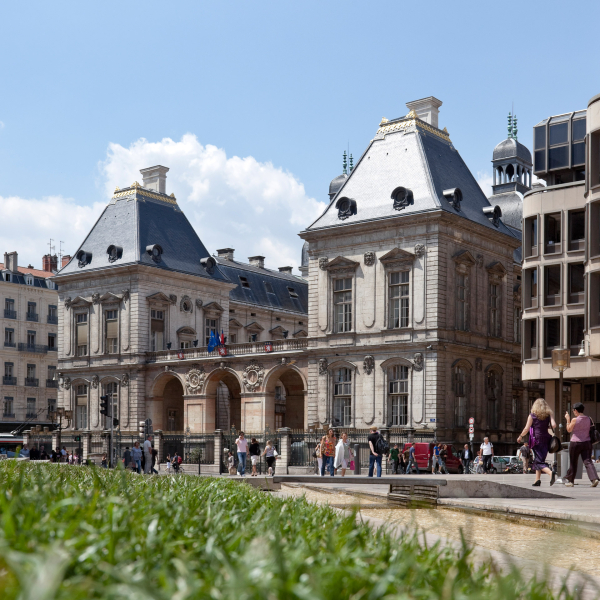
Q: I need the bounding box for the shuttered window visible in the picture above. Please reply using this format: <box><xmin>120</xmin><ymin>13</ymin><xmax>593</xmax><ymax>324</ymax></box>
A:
<box><xmin>106</xmin><ymin>310</ymin><xmax>118</xmax><ymax>354</ymax></box>
<box><xmin>76</xmin><ymin>313</ymin><xmax>88</xmax><ymax>356</ymax></box>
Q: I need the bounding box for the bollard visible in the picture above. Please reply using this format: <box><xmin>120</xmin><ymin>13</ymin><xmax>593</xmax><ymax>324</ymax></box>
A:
<box><xmin>354</xmin><ymin>444</ymin><xmax>360</xmax><ymax>475</ymax></box>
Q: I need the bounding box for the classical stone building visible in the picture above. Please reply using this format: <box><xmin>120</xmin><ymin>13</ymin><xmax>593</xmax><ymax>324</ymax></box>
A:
<box><xmin>1</xmin><ymin>251</ymin><xmax>61</xmax><ymax>431</ymax></box>
<box><xmin>300</xmin><ymin>97</ymin><xmax>527</xmax><ymax>451</ymax></box>
<box><xmin>52</xmin><ymin>167</ymin><xmax>309</xmax><ymax>441</ymax></box>
<box><xmin>522</xmin><ymin>96</ymin><xmax>600</xmax><ymax>429</ymax></box>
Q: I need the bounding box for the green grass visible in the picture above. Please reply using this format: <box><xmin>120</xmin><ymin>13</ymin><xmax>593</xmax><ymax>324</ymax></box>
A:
<box><xmin>0</xmin><ymin>462</ymin><xmax>581</xmax><ymax>599</ymax></box>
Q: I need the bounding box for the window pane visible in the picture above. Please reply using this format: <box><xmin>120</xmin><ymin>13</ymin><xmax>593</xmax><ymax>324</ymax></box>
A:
<box><xmin>572</xmin><ymin>119</ymin><xmax>586</xmax><ymax>142</ymax></box>
<box><xmin>572</xmin><ymin>142</ymin><xmax>585</xmax><ymax>166</ymax></box>
<box><xmin>546</xmin><ymin>265</ymin><xmax>561</xmax><ymax>295</ymax></box>
<box><xmin>545</xmin><ymin>214</ymin><xmax>561</xmax><ymax>244</ymax></box>
<box><xmin>534</xmin><ymin>126</ymin><xmax>546</xmax><ymax>150</ymax></box>
<box><xmin>546</xmin><ymin>318</ymin><xmax>560</xmax><ymax>348</ymax></box>
<box><xmin>570</xmin><ymin>210</ymin><xmax>585</xmax><ymax>241</ymax></box>
<box><xmin>569</xmin><ymin>263</ymin><xmax>585</xmax><ymax>294</ymax></box>
<box><xmin>534</xmin><ymin>150</ymin><xmax>545</xmax><ymax>172</ymax></box>
<box><xmin>569</xmin><ymin>315</ymin><xmax>585</xmax><ymax>348</ymax></box>
<box><xmin>549</xmin><ymin>122</ymin><xmax>568</xmax><ymax>146</ymax></box>
<box><xmin>549</xmin><ymin>146</ymin><xmax>569</xmax><ymax>169</ymax></box>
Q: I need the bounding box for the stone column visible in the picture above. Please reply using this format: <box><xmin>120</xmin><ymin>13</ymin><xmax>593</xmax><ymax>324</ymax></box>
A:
<box><xmin>214</xmin><ymin>429</ymin><xmax>223</xmax><ymax>474</ymax></box>
<box><xmin>154</xmin><ymin>430</ymin><xmax>164</xmax><ymax>465</ymax></box>
<box><xmin>277</xmin><ymin>427</ymin><xmax>291</xmax><ymax>474</ymax></box>
<box><xmin>380</xmin><ymin>427</ymin><xmax>390</xmax><ymax>474</ymax></box>
<box><xmin>52</xmin><ymin>431</ymin><xmax>60</xmax><ymax>454</ymax></box>
<box><xmin>82</xmin><ymin>430</ymin><xmax>91</xmax><ymax>461</ymax></box>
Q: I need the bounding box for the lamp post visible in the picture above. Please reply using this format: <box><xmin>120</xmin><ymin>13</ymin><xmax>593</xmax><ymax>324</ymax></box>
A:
<box><xmin>551</xmin><ymin>349</ymin><xmax>571</xmax><ymax>442</ymax></box>
<box><xmin>49</xmin><ymin>407</ymin><xmax>73</xmax><ymax>453</ymax></box>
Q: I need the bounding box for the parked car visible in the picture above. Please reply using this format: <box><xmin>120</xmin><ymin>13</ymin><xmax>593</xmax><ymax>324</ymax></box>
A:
<box><xmin>470</xmin><ymin>455</ymin><xmax>509</xmax><ymax>474</ymax></box>
<box><xmin>402</xmin><ymin>443</ymin><xmax>464</xmax><ymax>474</ymax></box>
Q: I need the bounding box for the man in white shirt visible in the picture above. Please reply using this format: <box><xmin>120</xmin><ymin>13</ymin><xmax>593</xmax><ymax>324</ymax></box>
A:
<box><xmin>480</xmin><ymin>437</ymin><xmax>494</xmax><ymax>474</ymax></box>
<box><xmin>143</xmin><ymin>435</ymin><xmax>153</xmax><ymax>474</ymax></box>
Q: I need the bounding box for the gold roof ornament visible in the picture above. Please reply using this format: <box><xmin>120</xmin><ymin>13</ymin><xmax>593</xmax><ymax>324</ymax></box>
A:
<box><xmin>406</xmin><ymin>110</ymin><xmax>418</xmax><ymax>119</ymax></box>
<box><xmin>131</xmin><ymin>181</ymin><xmax>141</xmax><ymax>188</ymax></box>
<box><xmin>443</xmin><ymin>127</ymin><xmax>449</xmax><ymax>134</ymax></box>
<box><xmin>170</xmin><ymin>193</ymin><xmax>175</xmax><ymax>197</ymax></box>
<box><xmin>114</xmin><ymin>186</ymin><xmax>120</xmax><ymax>192</ymax></box>
<box><xmin>379</xmin><ymin>117</ymin><xmax>389</xmax><ymax>125</ymax></box>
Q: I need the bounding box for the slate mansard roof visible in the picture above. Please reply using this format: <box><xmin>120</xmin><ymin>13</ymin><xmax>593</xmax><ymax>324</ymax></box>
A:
<box><xmin>305</xmin><ymin>113</ymin><xmax>519</xmax><ymax>239</ymax></box>
<box><xmin>215</xmin><ymin>257</ymin><xmax>308</xmax><ymax>315</ymax></box>
<box><xmin>57</xmin><ymin>183</ymin><xmax>229</xmax><ymax>283</ymax></box>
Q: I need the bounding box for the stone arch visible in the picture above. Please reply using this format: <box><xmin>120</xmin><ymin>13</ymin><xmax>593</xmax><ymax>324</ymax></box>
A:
<box><xmin>148</xmin><ymin>371</ymin><xmax>186</xmax><ymax>432</ymax></box>
<box><xmin>264</xmin><ymin>364</ymin><xmax>307</xmax><ymax>430</ymax></box>
<box><xmin>204</xmin><ymin>368</ymin><xmax>243</xmax><ymax>431</ymax></box>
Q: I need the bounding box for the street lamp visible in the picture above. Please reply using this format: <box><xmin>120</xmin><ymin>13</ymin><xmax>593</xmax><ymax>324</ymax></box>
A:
<box><xmin>50</xmin><ymin>407</ymin><xmax>73</xmax><ymax>452</ymax></box>
<box><xmin>552</xmin><ymin>349</ymin><xmax>571</xmax><ymax>442</ymax></box>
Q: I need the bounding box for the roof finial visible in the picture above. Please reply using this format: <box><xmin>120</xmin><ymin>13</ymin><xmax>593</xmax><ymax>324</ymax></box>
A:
<box><xmin>512</xmin><ymin>115</ymin><xmax>518</xmax><ymax>141</ymax></box>
<box><xmin>342</xmin><ymin>151</ymin><xmax>347</xmax><ymax>175</ymax></box>
<box><xmin>507</xmin><ymin>113</ymin><xmax>513</xmax><ymax>139</ymax></box>
<box><xmin>349</xmin><ymin>154</ymin><xmax>354</xmax><ymax>173</ymax></box>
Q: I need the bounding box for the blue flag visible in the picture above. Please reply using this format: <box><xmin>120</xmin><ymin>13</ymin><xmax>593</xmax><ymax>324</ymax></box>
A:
<box><xmin>207</xmin><ymin>330</ymin><xmax>217</xmax><ymax>353</ymax></box>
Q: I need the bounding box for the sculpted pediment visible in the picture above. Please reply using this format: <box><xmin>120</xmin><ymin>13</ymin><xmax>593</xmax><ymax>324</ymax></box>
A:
<box><xmin>452</xmin><ymin>249</ymin><xmax>476</xmax><ymax>266</ymax></box>
<box><xmin>245</xmin><ymin>321</ymin><xmax>264</xmax><ymax>332</ymax></box>
<box><xmin>203</xmin><ymin>301</ymin><xmax>224</xmax><ymax>313</ymax></box>
<box><xmin>325</xmin><ymin>256</ymin><xmax>360</xmax><ymax>271</ymax></box>
<box><xmin>229</xmin><ymin>318</ymin><xmax>244</xmax><ymax>328</ymax></box>
<box><xmin>99</xmin><ymin>292</ymin><xmax>123</xmax><ymax>303</ymax></box>
<box><xmin>269</xmin><ymin>325</ymin><xmax>286</xmax><ymax>335</ymax></box>
<box><xmin>486</xmin><ymin>261</ymin><xmax>507</xmax><ymax>277</ymax></box>
<box><xmin>146</xmin><ymin>292</ymin><xmax>171</xmax><ymax>303</ymax></box>
<box><xmin>379</xmin><ymin>247</ymin><xmax>414</xmax><ymax>265</ymax></box>
<box><xmin>293</xmin><ymin>329</ymin><xmax>308</xmax><ymax>338</ymax></box>
<box><xmin>70</xmin><ymin>296</ymin><xmax>91</xmax><ymax>308</ymax></box>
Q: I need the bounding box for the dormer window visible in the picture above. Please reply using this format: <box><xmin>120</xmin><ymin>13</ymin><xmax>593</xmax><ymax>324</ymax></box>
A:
<box><xmin>287</xmin><ymin>287</ymin><xmax>298</xmax><ymax>299</ymax></box>
<box><xmin>76</xmin><ymin>250</ymin><xmax>92</xmax><ymax>267</ymax></box>
<box><xmin>443</xmin><ymin>188</ymin><xmax>462</xmax><ymax>211</ymax></box>
<box><xmin>264</xmin><ymin>281</ymin><xmax>275</xmax><ymax>294</ymax></box>
<box><xmin>239</xmin><ymin>276</ymin><xmax>250</xmax><ymax>289</ymax></box>
<box><xmin>391</xmin><ymin>187</ymin><xmax>414</xmax><ymax>211</ymax></box>
<box><xmin>335</xmin><ymin>197</ymin><xmax>357</xmax><ymax>220</ymax></box>
<box><xmin>146</xmin><ymin>244</ymin><xmax>163</xmax><ymax>262</ymax></box>
<box><xmin>107</xmin><ymin>245</ymin><xmax>123</xmax><ymax>263</ymax></box>
<box><xmin>47</xmin><ymin>280</ymin><xmax>56</xmax><ymax>290</ymax></box>
<box><xmin>25</xmin><ymin>274</ymin><xmax>33</xmax><ymax>286</ymax></box>
<box><xmin>483</xmin><ymin>205</ymin><xmax>502</xmax><ymax>228</ymax></box>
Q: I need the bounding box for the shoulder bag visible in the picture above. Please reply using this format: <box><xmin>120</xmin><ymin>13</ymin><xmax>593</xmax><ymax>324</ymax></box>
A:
<box><xmin>589</xmin><ymin>417</ymin><xmax>600</xmax><ymax>445</ymax></box>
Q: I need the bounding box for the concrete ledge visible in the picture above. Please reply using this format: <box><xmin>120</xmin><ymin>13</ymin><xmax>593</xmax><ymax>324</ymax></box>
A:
<box><xmin>440</xmin><ymin>480</ymin><xmax>563</xmax><ymax>499</ymax></box>
<box><xmin>273</xmin><ymin>475</ymin><xmax>446</xmax><ymax>486</ymax></box>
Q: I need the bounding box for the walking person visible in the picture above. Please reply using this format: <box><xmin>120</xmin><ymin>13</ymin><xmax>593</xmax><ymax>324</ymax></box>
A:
<box><xmin>172</xmin><ymin>451</ymin><xmax>181</xmax><ymax>474</ymax></box>
<box><xmin>405</xmin><ymin>442</ymin><xmax>420</xmax><ymax>474</ymax></box>
<box><xmin>431</xmin><ymin>444</ymin><xmax>440</xmax><ymax>474</ymax></box>
<box><xmin>131</xmin><ymin>441</ymin><xmax>142</xmax><ymax>474</ymax></box>
<box><xmin>235</xmin><ymin>431</ymin><xmax>248</xmax><ymax>477</ymax></box>
<box><xmin>262</xmin><ymin>440</ymin><xmax>279</xmax><ymax>475</ymax></box>
<box><xmin>368</xmin><ymin>425</ymin><xmax>382</xmax><ymax>478</ymax></box>
<box><xmin>315</xmin><ymin>437</ymin><xmax>324</xmax><ymax>475</ymax></box>
<box><xmin>151</xmin><ymin>448</ymin><xmax>159</xmax><ymax>474</ymax></box>
<box><xmin>390</xmin><ymin>444</ymin><xmax>400</xmax><ymax>474</ymax></box>
<box><xmin>249</xmin><ymin>437</ymin><xmax>261</xmax><ymax>476</ymax></box>
<box><xmin>517</xmin><ymin>442</ymin><xmax>531</xmax><ymax>474</ymax></box>
<box><xmin>334</xmin><ymin>432</ymin><xmax>352</xmax><ymax>477</ymax></box>
<box><xmin>461</xmin><ymin>444</ymin><xmax>471</xmax><ymax>474</ymax></box>
<box><xmin>143</xmin><ymin>435</ymin><xmax>153</xmax><ymax>474</ymax></box>
<box><xmin>564</xmin><ymin>403</ymin><xmax>599</xmax><ymax>488</ymax></box>
<box><xmin>227</xmin><ymin>451</ymin><xmax>236</xmax><ymax>475</ymax></box>
<box><xmin>438</xmin><ymin>444</ymin><xmax>449</xmax><ymax>475</ymax></box>
<box><xmin>320</xmin><ymin>429</ymin><xmax>336</xmax><ymax>477</ymax></box>
<box><xmin>101</xmin><ymin>453</ymin><xmax>108</xmax><ymax>468</ymax></box>
<box><xmin>166</xmin><ymin>454</ymin><xmax>173</xmax><ymax>474</ymax></box>
<box><xmin>122</xmin><ymin>446</ymin><xmax>131</xmax><ymax>470</ymax></box>
<box><xmin>480</xmin><ymin>437</ymin><xmax>494</xmax><ymax>474</ymax></box>
<box><xmin>517</xmin><ymin>398</ymin><xmax>557</xmax><ymax>487</ymax></box>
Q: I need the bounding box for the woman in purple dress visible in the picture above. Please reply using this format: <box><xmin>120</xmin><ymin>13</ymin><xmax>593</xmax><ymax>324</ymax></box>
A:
<box><xmin>517</xmin><ymin>398</ymin><xmax>557</xmax><ymax>486</ymax></box>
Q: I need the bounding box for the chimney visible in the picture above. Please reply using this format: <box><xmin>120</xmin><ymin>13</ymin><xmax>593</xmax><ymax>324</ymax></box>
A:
<box><xmin>278</xmin><ymin>266</ymin><xmax>293</xmax><ymax>274</ymax></box>
<box><xmin>405</xmin><ymin>96</ymin><xmax>443</xmax><ymax>128</ymax></box>
<box><xmin>42</xmin><ymin>254</ymin><xmax>58</xmax><ymax>272</ymax></box>
<box><xmin>139</xmin><ymin>165</ymin><xmax>169</xmax><ymax>194</ymax></box>
<box><xmin>216</xmin><ymin>248</ymin><xmax>235</xmax><ymax>261</ymax></box>
<box><xmin>61</xmin><ymin>255</ymin><xmax>71</xmax><ymax>268</ymax></box>
<box><xmin>3</xmin><ymin>251</ymin><xmax>17</xmax><ymax>272</ymax></box>
<box><xmin>248</xmin><ymin>256</ymin><xmax>265</xmax><ymax>269</ymax></box>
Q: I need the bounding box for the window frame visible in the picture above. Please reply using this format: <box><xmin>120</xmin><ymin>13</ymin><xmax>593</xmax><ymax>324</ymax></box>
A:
<box><xmin>105</xmin><ymin>308</ymin><xmax>119</xmax><ymax>354</ymax></box>
<box><xmin>75</xmin><ymin>312</ymin><xmax>88</xmax><ymax>357</ymax></box>
<box><xmin>543</xmin><ymin>317</ymin><xmax>562</xmax><ymax>358</ymax></box>
<box><xmin>333</xmin><ymin>277</ymin><xmax>353</xmax><ymax>333</ymax></box>
<box><xmin>568</xmin><ymin>209</ymin><xmax>586</xmax><ymax>252</ymax></box>
<box><xmin>388</xmin><ymin>364</ymin><xmax>409</xmax><ymax>427</ymax></box>
<box><xmin>388</xmin><ymin>270</ymin><xmax>410</xmax><ymax>329</ymax></box>
<box><xmin>544</xmin><ymin>212</ymin><xmax>562</xmax><ymax>255</ymax></box>
<box><xmin>524</xmin><ymin>215</ymin><xmax>538</xmax><ymax>258</ymax></box>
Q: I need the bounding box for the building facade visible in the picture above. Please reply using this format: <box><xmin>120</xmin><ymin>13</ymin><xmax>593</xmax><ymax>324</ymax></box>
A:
<box><xmin>1</xmin><ymin>251</ymin><xmax>60</xmax><ymax>431</ymax></box>
<box><xmin>300</xmin><ymin>98</ymin><xmax>527</xmax><ymax>451</ymax></box>
<box><xmin>53</xmin><ymin>167</ymin><xmax>309</xmax><ymax>440</ymax></box>
<box><xmin>522</xmin><ymin>95</ymin><xmax>600</xmax><ymax>428</ymax></box>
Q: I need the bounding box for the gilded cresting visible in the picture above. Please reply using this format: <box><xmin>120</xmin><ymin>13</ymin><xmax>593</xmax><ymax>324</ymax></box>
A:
<box><xmin>111</xmin><ymin>181</ymin><xmax>178</xmax><ymax>205</ymax></box>
<box><xmin>377</xmin><ymin>109</ymin><xmax>451</xmax><ymax>143</ymax></box>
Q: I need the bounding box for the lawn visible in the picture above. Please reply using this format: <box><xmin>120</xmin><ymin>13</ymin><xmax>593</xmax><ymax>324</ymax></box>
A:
<box><xmin>0</xmin><ymin>462</ymin><xmax>578</xmax><ymax>599</ymax></box>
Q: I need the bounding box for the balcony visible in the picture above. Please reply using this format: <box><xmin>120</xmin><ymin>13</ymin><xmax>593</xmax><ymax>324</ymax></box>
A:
<box><xmin>26</xmin><ymin>413</ymin><xmax>37</xmax><ymax>419</ymax></box>
<box><xmin>24</xmin><ymin>377</ymin><xmax>39</xmax><ymax>387</ymax></box>
<box><xmin>2</xmin><ymin>413</ymin><xmax>15</xmax><ymax>419</ymax></box>
<box><xmin>18</xmin><ymin>343</ymin><xmax>48</xmax><ymax>354</ymax></box>
<box><xmin>47</xmin><ymin>315</ymin><xmax>58</xmax><ymax>324</ymax></box>
<box><xmin>4</xmin><ymin>341</ymin><xmax>16</xmax><ymax>348</ymax></box>
<box><xmin>4</xmin><ymin>309</ymin><xmax>16</xmax><ymax>319</ymax></box>
<box><xmin>26</xmin><ymin>312</ymin><xmax>39</xmax><ymax>322</ymax></box>
<box><xmin>46</xmin><ymin>379</ymin><xmax>58</xmax><ymax>388</ymax></box>
<box><xmin>2</xmin><ymin>376</ymin><xmax>17</xmax><ymax>385</ymax></box>
<box><xmin>146</xmin><ymin>338</ymin><xmax>309</xmax><ymax>363</ymax></box>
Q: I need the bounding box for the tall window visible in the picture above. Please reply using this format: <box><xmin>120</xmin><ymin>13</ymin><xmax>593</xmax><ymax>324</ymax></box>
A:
<box><xmin>47</xmin><ymin>398</ymin><xmax>56</xmax><ymax>417</ymax></box>
<box><xmin>544</xmin><ymin>213</ymin><xmax>561</xmax><ymax>254</ymax></box>
<box><xmin>205</xmin><ymin>318</ymin><xmax>218</xmax><ymax>346</ymax></box>
<box><xmin>76</xmin><ymin>384</ymin><xmax>88</xmax><ymax>430</ymax></box>
<box><xmin>489</xmin><ymin>282</ymin><xmax>501</xmax><ymax>337</ymax></box>
<box><xmin>514</xmin><ymin>306</ymin><xmax>522</xmax><ymax>343</ymax></box>
<box><xmin>4</xmin><ymin>328</ymin><xmax>15</xmax><ymax>347</ymax></box>
<box><xmin>26</xmin><ymin>398</ymin><xmax>36</xmax><ymax>418</ymax></box>
<box><xmin>569</xmin><ymin>210</ymin><xmax>585</xmax><ymax>251</ymax></box>
<box><xmin>27</xmin><ymin>330</ymin><xmax>36</xmax><ymax>346</ymax></box>
<box><xmin>3</xmin><ymin>397</ymin><xmax>14</xmax><ymax>416</ymax></box>
<box><xmin>569</xmin><ymin>315</ymin><xmax>585</xmax><ymax>356</ymax></box>
<box><xmin>388</xmin><ymin>365</ymin><xmax>408</xmax><ymax>426</ymax></box>
<box><xmin>334</xmin><ymin>278</ymin><xmax>353</xmax><ymax>333</ymax></box>
<box><xmin>26</xmin><ymin>364</ymin><xmax>36</xmax><ymax>386</ymax></box>
<box><xmin>27</xmin><ymin>302</ymin><xmax>37</xmax><ymax>320</ymax></box>
<box><xmin>4</xmin><ymin>362</ymin><xmax>13</xmax><ymax>378</ymax></box>
<box><xmin>47</xmin><ymin>304</ymin><xmax>57</xmax><ymax>324</ymax></box>
<box><xmin>389</xmin><ymin>271</ymin><xmax>410</xmax><ymax>328</ymax></box>
<box><xmin>150</xmin><ymin>309</ymin><xmax>164</xmax><ymax>351</ymax></box>
<box><xmin>76</xmin><ymin>313</ymin><xmax>88</xmax><ymax>356</ymax></box>
<box><xmin>456</xmin><ymin>273</ymin><xmax>468</xmax><ymax>331</ymax></box>
<box><xmin>4</xmin><ymin>298</ymin><xmax>15</xmax><ymax>319</ymax></box>
<box><xmin>568</xmin><ymin>263</ymin><xmax>585</xmax><ymax>304</ymax></box>
<box><xmin>48</xmin><ymin>333</ymin><xmax>57</xmax><ymax>350</ymax></box>
<box><xmin>105</xmin><ymin>310</ymin><xmax>118</xmax><ymax>354</ymax></box>
<box><xmin>333</xmin><ymin>368</ymin><xmax>352</xmax><ymax>426</ymax></box>
<box><xmin>454</xmin><ymin>366</ymin><xmax>468</xmax><ymax>427</ymax></box>
<box><xmin>486</xmin><ymin>370</ymin><xmax>502</xmax><ymax>430</ymax></box>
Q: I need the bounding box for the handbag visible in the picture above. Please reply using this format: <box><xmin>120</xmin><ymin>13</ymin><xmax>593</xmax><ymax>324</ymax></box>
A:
<box><xmin>549</xmin><ymin>428</ymin><xmax>561</xmax><ymax>454</ymax></box>
<box><xmin>589</xmin><ymin>417</ymin><xmax>600</xmax><ymax>445</ymax></box>
<box><xmin>349</xmin><ymin>460</ymin><xmax>355</xmax><ymax>471</ymax></box>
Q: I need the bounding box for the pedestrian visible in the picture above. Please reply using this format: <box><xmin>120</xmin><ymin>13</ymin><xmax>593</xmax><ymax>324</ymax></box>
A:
<box><xmin>480</xmin><ymin>437</ymin><xmax>494</xmax><ymax>474</ymax></box>
<box><xmin>20</xmin><ymin>445</ymin><xmax>30</xmax><ymax>458</ymax></box>
<box><xmin>475</xmin><ymin>450</ymin><xmax>484</xmax><ymax>474</ymax></box>
<box><xmin>517</xmin><ymin>442</ymin><xmax>531</xmax><ymax>474</ymax></box>
<box><xmin>390</xmin><ymin>444</ymin><xmax>400</xmax><ymax>474</ymax></box>
<box><xmin>405</xmin><ymin>442</ymin><xmax>420</xmax><ymax>474</ymax></box>
<box><xmin>143</xmin><ymin>435</ymin><xmax>153</xmax><ymax>474</ymax></box>
<box><xmin>368</xmin><ymin>425</ymin><xmax>382</xmax><ymax>478</ymax></box>
<box><xmin>61</xmin><ymin>446</ymin><xmax>67</xmax><ymax>462</ymax></box>
<box><xmin>517</xmin><ymin>398</ymin><xmax>557</xmax><ymax>487</ymax></box>
<box><xmin>235</xmin><ymin>431</ymin><xmax>248</xmax><ymax>477</ymax></box>
<box><xmin>228</xmin><ymin>451</ymin><xmax>236</xmax><ymax>475</ymax></box>
<box><xmin>123</xmin><ymin>446</ymin><xmax>131</xmax><ymax>470</ymax></box>
<box><xmin>438</xmin><ymin>444</ymin><xmax>449</xmax><ymax>475</ymax></box>
<box><xmin>461</xmin><ymin>444</ymin><xmax>471</xmax><ymax>474</ymax></box>
<box><xmin>151</xmin><ymin>447</ymin><xmax>159</xmax><ymax>474</ymax></box>
<box><xmin>262</xmin><ymin>440</ymin><xmax>278</xmax><ymax>475</ymax></box>
<box><xmin>315</xmin><ymin>437</ymin><xmax>324</xmax><ymax>475</ymax></box>
<box><xmin>131</xmin><ymin>441</ymin><xmax>142</xmax><ymax>473</ymax></box>
<box><xmin>101</xmin><ymin>453</ymin><xmax>108</xmax><ymax>468</ymax></box>
<box><xmin>564</xmin><ymin>403</ymin><xmax>599</xmax><ymax>488</ymax></box>
<box><xmin>431</xmin><ymin>443</ymin><xmax>440</xmax><ymax>474</ymax></box>
<box><xmin>249</xmin><ymin>437</ymin><xmax>261</xmax><ymax>476</ymax></box>
<box><xmin>172</xmin><ymin>451</ymin><xmax>181</xmax><ymax>474</ymax></box>
<box><xmin>166</xmin><ymin>454</ymin><xmax>173</xmax><ymax>474</ymax></box>
<box><xmin>320</xmin><ymin>429</ymin><xmax>336</xmax><ymax>477</ymax></box>
<box><xmin>334</xmin><ymin>432</ymin><xmax>352</xmax><ymax>477</ymax></box>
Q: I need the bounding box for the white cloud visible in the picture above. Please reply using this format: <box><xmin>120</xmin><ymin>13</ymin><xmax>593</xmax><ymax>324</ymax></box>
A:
<box><xmin>101</xmin><ymin>134</ymin><xmax>326</xmax><ymax>271</ymax></box>
<box><xmin>0</xmin><ymin>194</ymin><xmax>104</xmax><ymax>269</ymax></box>
<box><xmin>476</xmin><ymin>171</ymin><xmax>494</xmax><ymax>197</ymax></box>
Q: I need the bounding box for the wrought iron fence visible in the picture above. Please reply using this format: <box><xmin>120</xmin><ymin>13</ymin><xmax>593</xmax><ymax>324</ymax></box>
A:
<box><xmin>162</xmin><ymin>432</ymin><xmax>215</xmax><ymax>465</ymax></box>
<box><xmin>223</xmin><ymin>428</ymin><xmax>281</xmax><ymax>475</ymax></box>
<box><xmin>58</xmin><ymin>435</ymin><xmax>84</xmax><ymax>463</ymax></box>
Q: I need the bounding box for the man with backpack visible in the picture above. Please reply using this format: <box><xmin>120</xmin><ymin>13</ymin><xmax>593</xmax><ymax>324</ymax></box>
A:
<box><xmin>368</xmin><ymin>425</ymin><xmax>388</xmax><ymax>477</ymax></box>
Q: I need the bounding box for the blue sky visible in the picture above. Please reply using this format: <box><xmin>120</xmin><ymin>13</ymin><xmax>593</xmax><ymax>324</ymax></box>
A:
<box><xmin>1</xmin><ymin>1</ymin><xmax>599</xmax><ymax>269</ymax></box>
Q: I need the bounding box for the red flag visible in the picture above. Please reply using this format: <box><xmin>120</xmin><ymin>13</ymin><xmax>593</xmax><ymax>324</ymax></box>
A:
<box><xmin>220</xmin><ymin>329</ymin><xmax>225</xmax><ymax>345</ymax></box>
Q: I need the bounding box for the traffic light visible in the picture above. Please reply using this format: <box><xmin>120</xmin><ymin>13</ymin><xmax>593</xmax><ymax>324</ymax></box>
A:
<box><xmin>113</xmin><ymin>418</ymin><xmax>119</xmax><ymax>428</ymax></box>
<box><xmin>100</xmin><ymin>395</ymin><xmax>110</xmax><ymax>417</ymax></box>
<box><xmin>74</xmin><ymin>435</ymin><xmax>81</xmax><ymax>442</ymax></box>
<box><xmin>139</xmin><ymin>420</ymin><xmax>146</xmax><ymax>438</ymax></box>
